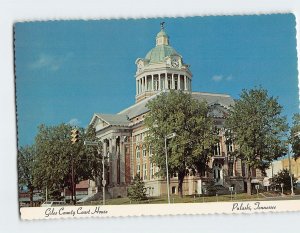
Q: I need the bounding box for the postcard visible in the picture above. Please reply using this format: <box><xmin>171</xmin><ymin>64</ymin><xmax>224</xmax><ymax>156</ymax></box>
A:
<box><xmin>15</xmin><ymin>14</ymin><xmax>300</xmax><ymax>220</ymax></box>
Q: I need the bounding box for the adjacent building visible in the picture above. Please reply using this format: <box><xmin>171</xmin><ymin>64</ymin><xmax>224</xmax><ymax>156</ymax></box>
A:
<box><xmin>89</xmin><ymin>24</ymin><xmax>263</xmax><ymax>198</ymax></box>
<box><xmin>265</xmin><ymin>157</ymin><xmax>300</xmax><ymax>188</ymax></box>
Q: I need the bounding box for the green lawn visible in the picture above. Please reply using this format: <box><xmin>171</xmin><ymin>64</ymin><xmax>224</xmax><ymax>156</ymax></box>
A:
<box><xmin>83</xmin><ymin>193</ymin><xmax>261</xmax><ymax>206</ymax></box>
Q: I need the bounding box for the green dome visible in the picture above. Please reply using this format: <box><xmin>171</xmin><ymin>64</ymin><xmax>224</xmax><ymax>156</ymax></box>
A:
<box><xmin>145</xmin><ymin>45</ymin><xmax>180</xmax><ymax>63</ymax></box>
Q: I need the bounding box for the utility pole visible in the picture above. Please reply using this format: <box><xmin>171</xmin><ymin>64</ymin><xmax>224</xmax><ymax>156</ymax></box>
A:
<box><xmin>71</xmin><ymin>154</ymin><xmax>76</xmax><ymax>205</ymax></box>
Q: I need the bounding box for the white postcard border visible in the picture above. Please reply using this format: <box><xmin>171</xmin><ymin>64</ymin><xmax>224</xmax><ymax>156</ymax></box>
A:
<box><xmin>21</xmin><ymin>200</ymin><xmax>300</xmax><ymax>220</ymax></box>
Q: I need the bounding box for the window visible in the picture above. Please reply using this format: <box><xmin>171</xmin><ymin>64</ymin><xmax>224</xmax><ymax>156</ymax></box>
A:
<box><xmin>168</xmin><ymin>77</ymin><xmax>172</xmax><ymax>89</ymax></box>
<box><xmin>172</xmin><ymin>186</ymin><xmax>176</xmax><ymax>194</ymax></box>
<box><xmin>150</xmin><ymin>163</ymin><xmax>155</xmax><ymax>179</ymax></box>
<box><xmin>136</xmin><ymin>146</ymin><xmax>140</xmax><ymax>159</ymax></box>
<box><xmin>226</xmin><ymin>142</ymin><xmax>234</xmax><ymax>152</ymax></box>
<box><xmin>228</xmin><ymin>162</ymin><xmax>234</xmax><ymax>176</ymax></box>
<box><xmin>143</xmin><ymin>163</ymin><xmax>147</xmax><ymax>180</ymax></box>
<box><xmin>214</xmin><ymin>142</ymin><xmax>221</xmax><ymax>156</ymax></box>
<box><xmin>241</xmin><ymin>163</ymin><xmax>246</xmax><ymax>177</ymax></box>
<box><xmin>149</xmin><ymin>145</ymin><xmax>153</xmax><ymax>157</ymax></box>
<box><xmin>137</xmin><ymin>165</ymin><xmax>140</xmax><ymax>176</ymax></box>
<box><xmin>142</xmin><ymin>145</ymin><xmax>147</xmax><ymax>157</ymax></box>
<box><xmin>147</xmin><ymin>78</ymin><xmax>151</xmax><ymax>91</ymax></box>
<box><xmin>174</xmin><ymin>77</ymin><xmax>178</xmax><ymax>90</ymax></box>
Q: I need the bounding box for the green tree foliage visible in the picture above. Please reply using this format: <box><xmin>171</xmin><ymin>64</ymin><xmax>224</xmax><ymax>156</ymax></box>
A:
<box><xmin>18</xmin><ymin>145</ymin><xmax>36</xmax><ymax>206</ymax></box>
<box><xmin>32</xmin><ymin>123</ymin><xmax>101</xmax><ymax>203</ymax></box>
<box><xmin>127</xmin><ymin>175</ymin><xmax>147</xmax><ymax>202</ymax></box>
<box><xmin>144</xmin><ymin>90</ymin><xmax>217</xmax><ymax>197</ymax></box>
<box><xmin>271</xmin><ymin>169</ymin><xmax>297</xmax><ymax>192</ymax></box>
<box><xmin>290</xmin><ymin>113</ymin><xmax>300</xmax><ymax>160</ymax></box>
<box><xmin>225</xmin><ymin>88</ymin><xmax>288</xmax><ymax>195</ymax></box>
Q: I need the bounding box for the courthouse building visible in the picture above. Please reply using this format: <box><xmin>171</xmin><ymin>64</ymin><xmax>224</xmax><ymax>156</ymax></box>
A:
<box><xmin>89</xmin><ymin>25</ymin><xmax>262</xmax><ymax>198</ymax></box>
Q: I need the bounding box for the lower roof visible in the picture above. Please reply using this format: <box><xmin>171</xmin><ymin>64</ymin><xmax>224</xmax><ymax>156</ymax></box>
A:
<box><xmin>92</xmin><ymin>91</ymin><xmax>234</xmax><ymax>127</ymax></box>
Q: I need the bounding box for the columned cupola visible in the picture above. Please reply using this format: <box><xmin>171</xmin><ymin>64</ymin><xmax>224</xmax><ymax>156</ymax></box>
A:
<box><xmin>135</xmin><ymin>22</ymin><xmax>193</xmax><ymax>103</ymax></box>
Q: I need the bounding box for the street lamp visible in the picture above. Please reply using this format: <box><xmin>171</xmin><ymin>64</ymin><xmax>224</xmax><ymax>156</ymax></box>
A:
<box><xmin>288</xmin><ymin>131</ymin><xmax>300</xmax><ymax>196</ymax></box>
<box><xmin>255</xmin><ymin>184</ymin><xmax>259</xmax><ymax>198</ymax></box>
<box><xmin>280</xmin><ymin>183</ymin><xmax>284</xmax><ymax>196</ymax></box>
<box><xmin>229</xmin><ymin>186</ymin><xmax>234</xmax><ymax>201</ymax></box>
<box><xmin>165</xmin><ymin>132</ymin><xmax>176</xmax><ymax>204</ymax></box>
<box><xmin>287</xmin><ymin>144</ymin><xmax>295</xmax><ymax>196</ymax></box>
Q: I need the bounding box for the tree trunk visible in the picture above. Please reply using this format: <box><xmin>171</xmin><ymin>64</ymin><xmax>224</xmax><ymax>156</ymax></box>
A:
<box><xmin>178</xmin><ymin>171</ymin><xmax>185</xmax><ymax>198</ymax></box>
<box><xmin>246</xmin><ymin>164</ymin><xmax>252</xmax><ymax>195</ymax></box>
<box><xmin>30</xmin><ymin>188</ymin><xmax>34</xmax><ymax>207</ymax></box>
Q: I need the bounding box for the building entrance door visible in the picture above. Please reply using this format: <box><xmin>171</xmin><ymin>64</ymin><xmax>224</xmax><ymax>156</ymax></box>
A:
<box><xmin>213</xmin><ymin>163</ymin><xmax>223</xmax><ymax>185</ymax></box>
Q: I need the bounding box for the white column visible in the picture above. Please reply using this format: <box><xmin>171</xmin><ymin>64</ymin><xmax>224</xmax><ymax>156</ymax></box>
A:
<box><xmin>103</xmin><ymin>140</ymin><xmax>107</xmax><ymax>182</ymax></box>
<box><xmin>109</xmin><ymin>139</ymin><xmax>113</xmax><ymax>186</ymax></box>
<box><xmin>145</xmin><ymin>76</ymin><xmax>148</xmax><ymax>91</ymax></box>
<box><xmin>141</xmin><ymin>77</ymin><xmax>144</xmax><ymax>93</ymax></box>
<box><xmin>172</xmin><ymin>73</ymin><xmax>175</xmax><ymax>89</ymax></box>
<box><xmin>184</xmin><ymin>76</ymin><xmax>187</xmax><ymax>91</ymax></box>
<box><xmin>120</xmin><ymin>140</ymin><xmax>125</xmax><ymax>183</ymax></box>
<box><xmin>112</xmin><ymin>137</ymin><xmax>117</xmax><ymax>185</ymax></box>
<box><xmin>178</xmin><ymin>75</ymin><xmax>181</xmax><ymax>90</ymax></box>
<box><xmin>151</xmin><ymin>75</ymin><xmax>154</xmax><ymax>91</ymax></box>
<box><xmin>158</xmin><ymin>75</ymin><xmax>161</xmax><ymax>90</ymax></box>
<box><xmin>165</xmin><ymin>73</ymin><xmax>168</xmax><ymax>89</ymax></box>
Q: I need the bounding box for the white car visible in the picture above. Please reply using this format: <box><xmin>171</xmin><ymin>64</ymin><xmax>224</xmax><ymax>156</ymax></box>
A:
<box><xmin>41</xmin><ymin>201</ymin><xmax>65</xmax><ymax>207</ymax></box>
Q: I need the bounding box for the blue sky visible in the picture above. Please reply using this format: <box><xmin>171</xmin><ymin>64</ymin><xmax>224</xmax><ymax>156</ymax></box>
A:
<box><xmin>15</xmin><ymin>14</ymin><xmax>298</xmax><ymax>147</ymax></box>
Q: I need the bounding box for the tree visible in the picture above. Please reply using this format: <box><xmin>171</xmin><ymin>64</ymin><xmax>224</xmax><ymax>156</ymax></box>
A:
<box><xmin>144</xmin><ymin>90</ymin><xmax>217</xmax><ymax>197</ymax></box>
<box><xmin>290</xmin><ymin>113</ymin><xmax>300</xmax><ymax>160</ymax></box>
<box><xmin>225</xmin><ymin>88</ymin><xmax>288</xmax><ymax>195</ymax></box>
<box><xmin>127</xmin><ymin>175</ymin><xmax>147</xmax><ymax>202</ymax></box>
<box><xmin>18</xmin><ymin>145</ymin><xmax>36</xmax><ymax>206</ymax></box>
<box><xmin>271</xmin><ymin>169</ymin><xmax>297</xmax><ymax>192</ymax></box>
<box><xmin>33</xmin><ymin>123</ymin><xmax>101</xmax><ymax>204</ymax></box>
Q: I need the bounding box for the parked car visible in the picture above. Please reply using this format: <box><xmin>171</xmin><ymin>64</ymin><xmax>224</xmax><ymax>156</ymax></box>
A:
<box><xmin>41</xmin><ymin>201</ymin><xmax>65</xmax><ymax>207</ymax></box>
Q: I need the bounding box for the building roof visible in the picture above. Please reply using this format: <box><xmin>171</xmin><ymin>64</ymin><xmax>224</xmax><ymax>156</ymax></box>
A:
<box><xmin>76</xmin><ymin>180</ymin><xmax>90</xmax><ymax>189</ymax></box>
<box><xmin>118</xmin><ymin>94</ymin><xmax>157</xmax><ymax>119</ymax></box>
<box><xmin>191</xmin><ymin>92</ymin><xmax>235</xmax><ymax>108</ymax></box>
<box><xmin>117</xmin><ymin>91</ymin><xmax>234</xmax><ymax>120</ymax></box>
<box><xmin>94</xmin><ymin>113</ymin><xmax>131</xmax><ymax>126</ymax></box>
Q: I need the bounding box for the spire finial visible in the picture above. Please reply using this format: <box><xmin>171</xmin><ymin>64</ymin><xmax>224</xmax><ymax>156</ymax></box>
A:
<box><xmin>160</xmin><ymin>22</ymin><xmax>165</xmax><ymax>30</ymax></box>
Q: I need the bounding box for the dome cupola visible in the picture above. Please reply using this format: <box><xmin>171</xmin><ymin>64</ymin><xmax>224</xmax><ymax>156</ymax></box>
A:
<box><xmin>134</xmin><ymin>23</ymin><xmax>193</xmax><ymax>103</ymax></box>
